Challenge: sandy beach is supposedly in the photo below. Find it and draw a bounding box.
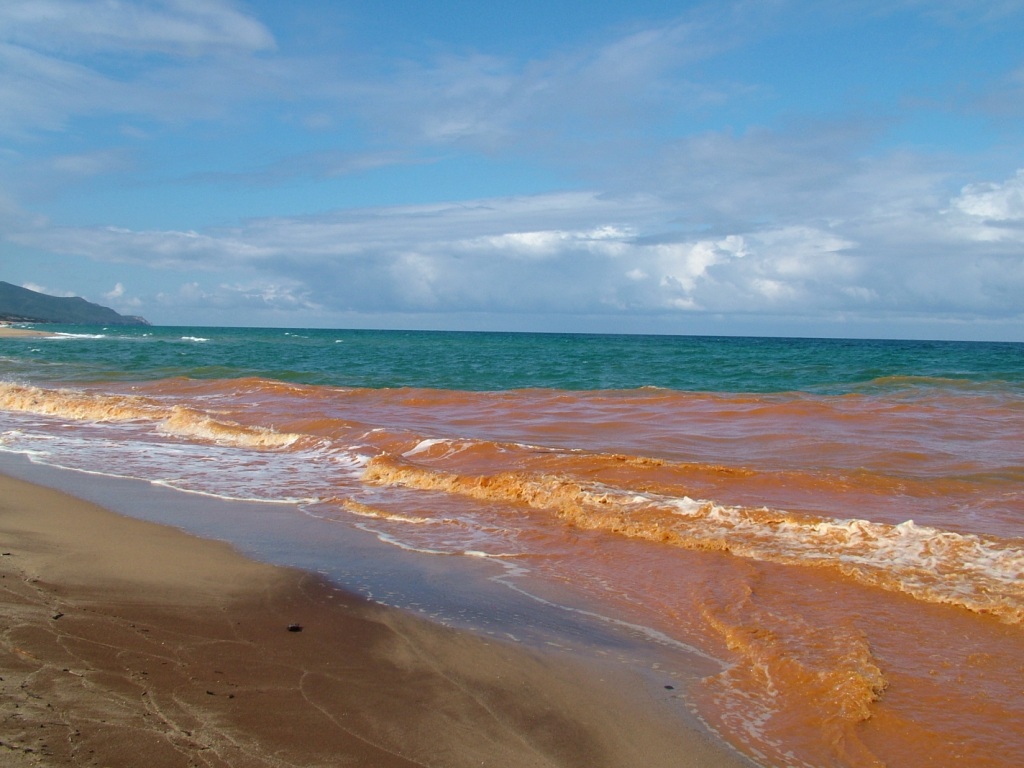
[0,326,49,339]
[0,471,748,768]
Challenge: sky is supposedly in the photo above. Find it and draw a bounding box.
[1,0,1023,340]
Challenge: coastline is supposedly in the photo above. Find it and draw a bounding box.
[2,330,1021,766]
[0,469,750,768]
[0,326,49,339]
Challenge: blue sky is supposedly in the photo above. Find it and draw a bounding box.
[1,0,1023,339]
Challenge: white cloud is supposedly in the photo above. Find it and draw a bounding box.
[0,0,274,55]
[953,169,1024,221]
[0,42,120,135]
[0,1,282,137]
[941,169,1024,249]
[456,226,633,261]
[156,279,320,315]
[0,0,687,153]
[0,196,900,316]
[340,14,741,156]
[9,165,1021,331]
[608,227,860,313]
[22,282,74,297]
[11,225,274,268]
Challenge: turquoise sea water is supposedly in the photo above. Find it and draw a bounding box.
[5,324,1023,393]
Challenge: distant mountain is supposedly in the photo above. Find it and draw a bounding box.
[0,281,149,326]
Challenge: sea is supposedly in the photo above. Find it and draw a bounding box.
[1,326,1021,768]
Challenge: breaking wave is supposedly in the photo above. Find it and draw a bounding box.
[363,454,1024,625]
[0,381,301,449]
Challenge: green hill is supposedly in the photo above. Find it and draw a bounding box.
[0,281,149,326]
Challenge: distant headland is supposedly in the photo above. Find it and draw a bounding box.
[0,281,149,326]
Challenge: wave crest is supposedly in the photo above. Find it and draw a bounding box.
[0,382,300,450]
[364,454,1024,624]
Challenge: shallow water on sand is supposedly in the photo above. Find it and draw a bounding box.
[2,327,1022,767]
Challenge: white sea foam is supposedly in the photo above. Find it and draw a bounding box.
[352,523,454,555]
[0,408,354,509]
[464,550,521,559]
[365,458,1024,623]
[149,478,314,505]
[404,438,452,456]
[341,505,436,525]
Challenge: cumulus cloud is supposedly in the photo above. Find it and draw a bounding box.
[12,168,1022,326]
[457,226,633,261]
[953,169,1024,222]
[102,282,145,310]
[22,282,75,297]
[634,227,861,313]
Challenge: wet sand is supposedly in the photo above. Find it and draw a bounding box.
[0,472,749,768]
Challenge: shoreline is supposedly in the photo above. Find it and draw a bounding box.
[0,469,750,767]
[0,325,49,339]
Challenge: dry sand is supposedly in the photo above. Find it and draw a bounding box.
[0,472,749,768]
[0,327,49,339]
